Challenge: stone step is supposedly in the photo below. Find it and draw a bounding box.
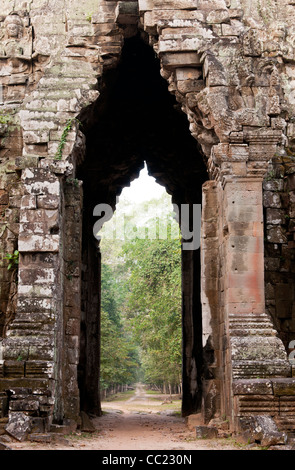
[232,360,291,379]
[37,76,97,91]
[229,314,276,324]
[6,323,56,334]
[31,89,79,100]
[276,419,295,435]
[229,313,278,337]
[28,432,71,446]
[230,328,277,337]
[46,61,94,76]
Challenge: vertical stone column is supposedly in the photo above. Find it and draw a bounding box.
[224,178,265,317]
[222,176,291,429]
[2,167,63,432]
[79,204,101,416]
[62,178,83,423]
[182,247,203,417]
[201,180,223,422]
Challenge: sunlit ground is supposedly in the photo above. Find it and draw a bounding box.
[101,384,182,416]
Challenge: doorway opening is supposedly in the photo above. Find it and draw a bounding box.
[99,165,183,404]
[76,33,208,418]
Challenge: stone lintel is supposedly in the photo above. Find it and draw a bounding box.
[161,51,202,68]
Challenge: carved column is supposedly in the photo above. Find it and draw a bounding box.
[213,140,294,432]
[223,177,290,422]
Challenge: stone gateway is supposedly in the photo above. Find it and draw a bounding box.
[0,0,295,444]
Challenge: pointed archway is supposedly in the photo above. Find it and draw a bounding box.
[75,34,209,418]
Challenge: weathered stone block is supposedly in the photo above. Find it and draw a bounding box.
[19,267,56,285]
[153,0,198,9]
[161,52,202,68]
[36,194,60,210]
[22,168,60,197]
[159,36,203,53]
[20,195,37,210]
[177,79,205,94]
[5,412,31,441]
[266,226,287,244]
[30,417,47,433]
[25,361,54,379]
[266,209,286,225]
[9,399,39,412]
[18,234,60,253]
[4,361,25,378]
[186,413,203,430]
[233,379,273,395]
[198,0,227,9]
[138,0,153,11]
[238,415,287,447]
[272,379,295,396]
[116,1,139,24]
[206,9,230,24]
[195,425,218,439]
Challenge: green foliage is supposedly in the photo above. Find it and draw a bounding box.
[100,311,140,391]
[4,250,19,271]
[55,117,81,161]
[0,110,19,141]
[100,256,140,391]
[0,113,11,125]
[123,238,182,389]
[100,192,182,392]
[85,12,93,22]
[66,177,79,187]
[102,263,123,327]
[265,170,276,181]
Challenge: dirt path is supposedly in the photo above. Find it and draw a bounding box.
[6,384,243,451]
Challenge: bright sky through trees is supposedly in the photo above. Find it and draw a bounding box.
[120,163,166,203]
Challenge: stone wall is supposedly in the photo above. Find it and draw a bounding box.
[264,156,295,352]
[0,112,22,338]
[0,0,294,442]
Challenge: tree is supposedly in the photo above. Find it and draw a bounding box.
[100,259,139,395]
[99,190,182,395]
[123,237,182,393]
[100,310,140,395]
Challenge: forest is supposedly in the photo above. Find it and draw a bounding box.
[99,192,182,398]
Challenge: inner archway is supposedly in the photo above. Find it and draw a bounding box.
[99,164,183,402]
[76,33,209,418]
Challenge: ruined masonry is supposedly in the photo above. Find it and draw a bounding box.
[0,0,295,445]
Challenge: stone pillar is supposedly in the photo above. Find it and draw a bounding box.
[2,167,63,434]
[182,247,203,417]
[62,178,83,422]
[224,178,265,316]
[222,176,292,430]
[201,180,223,423]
